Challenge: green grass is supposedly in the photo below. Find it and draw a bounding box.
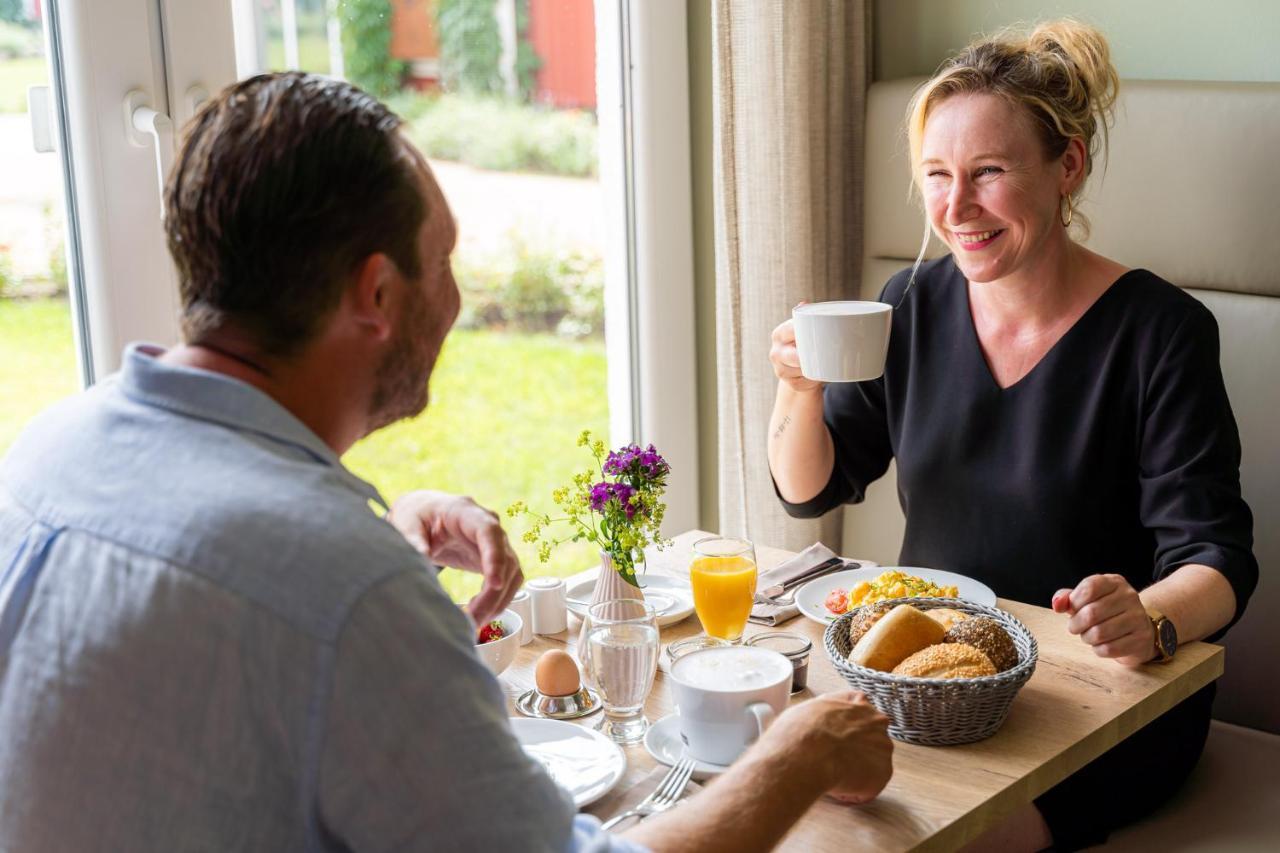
[344,328,609,602]
[0,56,46,113]
[0,298,78,449]
[0,298,608,604]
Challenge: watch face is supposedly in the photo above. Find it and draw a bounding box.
[1158,618,1178,656]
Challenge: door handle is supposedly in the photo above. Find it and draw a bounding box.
[123,90,174,218]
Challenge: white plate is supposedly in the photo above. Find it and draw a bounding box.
[793,566,997,625]
[643,713,729,780]
[566,575,695,628]
[511,717,626,808]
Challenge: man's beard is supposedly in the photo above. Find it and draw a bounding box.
[367,288,434,433]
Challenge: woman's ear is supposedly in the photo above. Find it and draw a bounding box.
[1060,137,1088,194]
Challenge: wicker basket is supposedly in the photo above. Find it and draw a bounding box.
[823,597,1038,745]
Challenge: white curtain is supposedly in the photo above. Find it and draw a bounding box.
[713,0,872,550]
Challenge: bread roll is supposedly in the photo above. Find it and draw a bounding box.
[849,604,945,671]
[892,643,997,678]
[923,608,969,631]
[943,617,1019,672]
[847,601,894,646]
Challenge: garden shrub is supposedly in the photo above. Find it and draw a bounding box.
[399,92,596,178]
[338,0,404,97]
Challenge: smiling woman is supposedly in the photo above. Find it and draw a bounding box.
[766,18,1257,852]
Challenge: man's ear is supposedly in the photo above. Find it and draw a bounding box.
[348,253,396,343]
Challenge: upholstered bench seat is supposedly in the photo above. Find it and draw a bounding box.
[1093,721,1280,851]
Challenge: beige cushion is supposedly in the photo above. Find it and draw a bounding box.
[1091,721,1280,851]
[852,79,1280,734]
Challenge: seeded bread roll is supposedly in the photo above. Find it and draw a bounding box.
[923,607,969,631]
[849,604,946,672]
[847,601,894,647]
[943,617,1019,672]
[892,643,997,678]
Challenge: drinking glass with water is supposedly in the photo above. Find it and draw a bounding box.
[582,599,660,744]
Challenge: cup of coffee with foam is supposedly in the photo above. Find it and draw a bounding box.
[792,301,892,382]
[668,645,792,766]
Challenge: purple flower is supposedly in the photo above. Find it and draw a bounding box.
[589,481,639,519]
[603,443,670,482]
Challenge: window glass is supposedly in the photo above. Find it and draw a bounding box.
[0,2,78,454]
[238,0,609,601]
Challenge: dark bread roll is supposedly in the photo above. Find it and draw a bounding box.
[847,601,894,647]
[891,643,997,678]
[943,616,1019,672]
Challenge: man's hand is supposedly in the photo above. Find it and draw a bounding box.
[388,490,523,625]
[756,690,893,804]
[1052,573,1154,666]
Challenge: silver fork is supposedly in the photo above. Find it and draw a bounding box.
[600,757,696,831]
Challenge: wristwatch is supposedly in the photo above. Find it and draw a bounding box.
[1147,608,1177,662]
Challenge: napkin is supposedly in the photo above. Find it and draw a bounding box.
[748,543,875,626]
[587,764,703,824]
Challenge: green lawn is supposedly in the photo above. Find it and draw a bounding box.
[0,298,608,603]
[0,298,79,449]
[0,56,47,113]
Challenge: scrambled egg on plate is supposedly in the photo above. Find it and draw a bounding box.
[848,570,958,608]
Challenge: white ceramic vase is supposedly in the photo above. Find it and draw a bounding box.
[578,552,646,676]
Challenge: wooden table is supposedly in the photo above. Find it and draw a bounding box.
[501,531,1224,852]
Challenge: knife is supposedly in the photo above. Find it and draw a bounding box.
[754,556,851,604]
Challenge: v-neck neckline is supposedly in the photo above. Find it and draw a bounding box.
[959,263,1140,394]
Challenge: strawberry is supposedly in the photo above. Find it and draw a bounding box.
[477,620,506,644]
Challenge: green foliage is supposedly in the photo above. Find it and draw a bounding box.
[337,0,404,97]
[0,2,24,27]
[435,0,502,96]
[514,0,541,101]
[0,20,40,60]
[0,55,45,112]
[454,235,603,337]
[399,92,597,177]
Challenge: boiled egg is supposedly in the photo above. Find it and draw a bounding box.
[535,649,581,697]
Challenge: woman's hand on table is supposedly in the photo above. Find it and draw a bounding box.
[388,490,524,625]
[1052,574,1154,666]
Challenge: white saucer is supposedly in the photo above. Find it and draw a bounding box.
[566,575,695,628]
[511,717,626,808]
[643,713,730,780]
[793,566,997,625]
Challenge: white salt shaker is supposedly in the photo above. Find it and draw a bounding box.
[508,589,533,645]
[527,577,567,635]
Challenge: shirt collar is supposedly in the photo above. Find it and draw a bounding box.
[116,343,387,510]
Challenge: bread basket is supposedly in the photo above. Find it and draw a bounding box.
[823,597,1038,745]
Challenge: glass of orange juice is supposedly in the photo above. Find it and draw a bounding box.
[690,536,758,642]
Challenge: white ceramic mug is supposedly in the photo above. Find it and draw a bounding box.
[669,646,792,766]
[792,301,892,382]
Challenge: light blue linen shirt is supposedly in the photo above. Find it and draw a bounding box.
[0,344,644,852]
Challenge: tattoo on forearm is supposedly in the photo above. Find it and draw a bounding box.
[773,415,791,440]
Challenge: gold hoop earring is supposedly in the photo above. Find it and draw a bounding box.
[1060,194,1075,228]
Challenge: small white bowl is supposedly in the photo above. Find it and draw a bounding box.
[475,609,522,676]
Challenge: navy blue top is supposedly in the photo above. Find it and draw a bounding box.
[782,256,1258,633]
